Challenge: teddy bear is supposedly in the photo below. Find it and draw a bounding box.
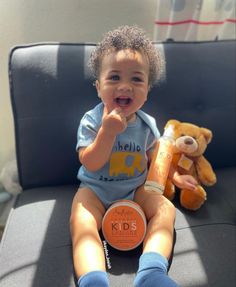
[163,119,217,211]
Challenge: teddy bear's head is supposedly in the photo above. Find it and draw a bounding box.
[165,119,212,157]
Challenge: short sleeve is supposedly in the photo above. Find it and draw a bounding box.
[76,103,103,151]
[146,129,158,151]
[76,113,99,151]
[136,109,160,151]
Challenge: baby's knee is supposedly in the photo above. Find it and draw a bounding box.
[152,195,176,220]
[70,204,103,232]
[162,196,176,222]
[164,196,176,215]
[70,192,105,230]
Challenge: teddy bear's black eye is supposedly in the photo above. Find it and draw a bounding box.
[193,136,197,140]
[180,134,185,137]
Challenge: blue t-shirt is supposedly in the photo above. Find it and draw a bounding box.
[76,103,160,208]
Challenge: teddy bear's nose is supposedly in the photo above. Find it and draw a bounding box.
[184,138,194,145]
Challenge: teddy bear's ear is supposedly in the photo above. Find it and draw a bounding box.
[165,119,180,129]
[201,128,213,144]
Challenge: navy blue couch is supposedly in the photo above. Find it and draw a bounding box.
[0,40,235,287]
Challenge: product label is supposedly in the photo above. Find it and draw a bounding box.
[102,201,146,251]
[145,139,174,192]
[111,220,137,236]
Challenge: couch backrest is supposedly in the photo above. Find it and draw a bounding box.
[9,41,236,189]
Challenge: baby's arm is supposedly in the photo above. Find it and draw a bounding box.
[79,106,127,171]
[146,141,157,164]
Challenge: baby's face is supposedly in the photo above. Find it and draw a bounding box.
[96,49,150,121]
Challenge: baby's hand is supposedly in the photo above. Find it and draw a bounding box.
[173,174,198,191]
[102,105,127,136]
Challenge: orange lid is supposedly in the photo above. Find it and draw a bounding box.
[102,200,146,251]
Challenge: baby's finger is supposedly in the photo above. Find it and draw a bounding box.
[189,183,198,191]
[186,180,198,191]
[189,177,198,185]
[114,107,126,119]
[112,107,123,115]
[109,108,122,118]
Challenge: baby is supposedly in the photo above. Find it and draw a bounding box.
[70,25,197,287]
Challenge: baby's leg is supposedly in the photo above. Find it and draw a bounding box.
[134,185,176,257]
[70,187,108,286]
[134,185,178,287]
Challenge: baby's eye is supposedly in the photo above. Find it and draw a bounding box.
[110,75,120,81]
[132,77,143,82]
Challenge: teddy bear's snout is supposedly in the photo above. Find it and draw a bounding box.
[176,136,198,154]
[184,137,194,145]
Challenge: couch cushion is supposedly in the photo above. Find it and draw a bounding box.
[148,41,236,169]
[175,167,236,229]
[0,186,76,287]
[0,168,235,287]
[9,44,99,189]
[169,225,236,286]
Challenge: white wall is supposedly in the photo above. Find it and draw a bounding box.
[0,0,157,171]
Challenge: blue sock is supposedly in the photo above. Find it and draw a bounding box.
[134,252,179,287]
[77,270,109,287]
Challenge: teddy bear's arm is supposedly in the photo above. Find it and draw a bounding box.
[196,156,217,186]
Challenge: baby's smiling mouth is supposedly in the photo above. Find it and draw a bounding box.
[115,97,132,107]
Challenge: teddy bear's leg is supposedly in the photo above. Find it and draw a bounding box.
[163,179,176,201]
[180,185,207,211]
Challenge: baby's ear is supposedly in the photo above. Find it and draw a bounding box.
[95,80,100,93]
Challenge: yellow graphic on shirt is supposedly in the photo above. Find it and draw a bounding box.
[109,152,146,177]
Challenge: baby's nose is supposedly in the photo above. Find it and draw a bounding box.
[117,82,132,92]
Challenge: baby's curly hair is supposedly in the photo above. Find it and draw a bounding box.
[88,25,164,88]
